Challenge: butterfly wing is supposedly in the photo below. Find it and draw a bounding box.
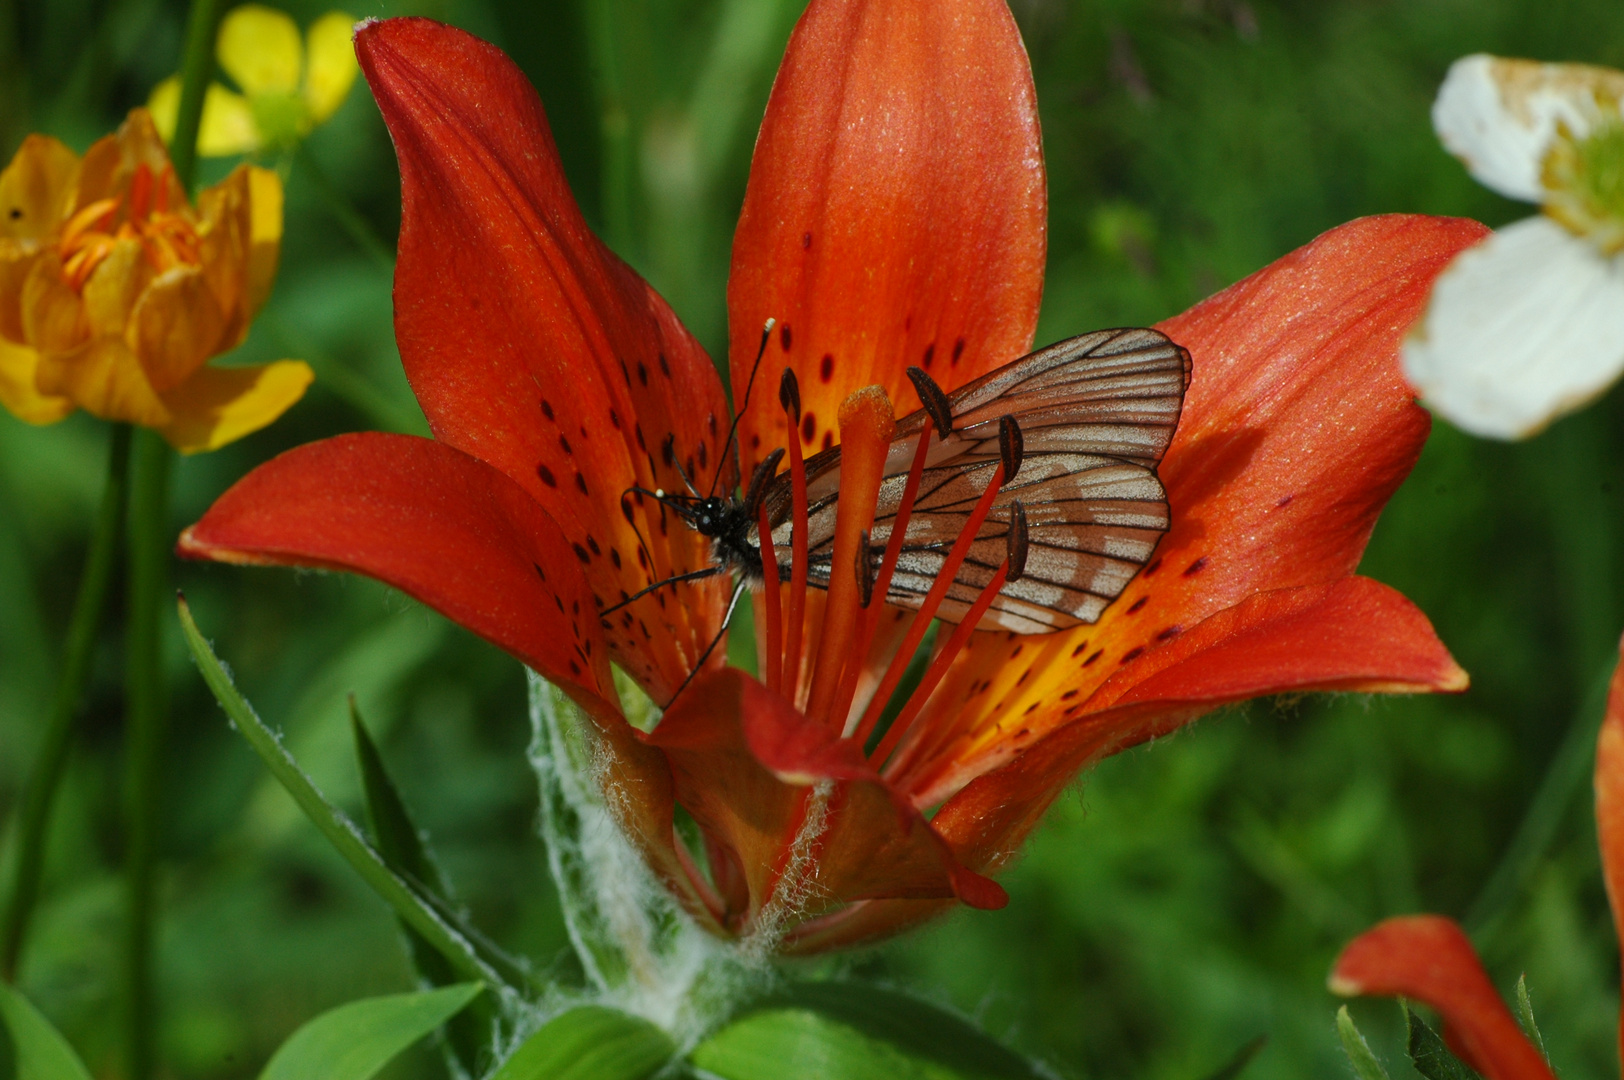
[757,328,1190,633]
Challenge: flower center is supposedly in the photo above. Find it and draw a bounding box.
[1543,118,1624,254]
[57,162,200,291]
[752,370,1028,783]
[250,90,310,153]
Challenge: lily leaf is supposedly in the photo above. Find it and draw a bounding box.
[352,698,503,1075]
[1336,1006,1392,1080]
[260,983,483,1080]
[488,1006,674,1080]
[178,595,510,991]
[691,981,1046,1080]
[0,983,91,1080]
[1404,1005,1483,1080]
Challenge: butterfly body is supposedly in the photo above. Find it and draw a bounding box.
[646,327,1190,635]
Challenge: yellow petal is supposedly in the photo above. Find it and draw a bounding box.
[20,255,88,353]
[80,238,151,337]
[244,165,281,315]
[160,359,312,452]
[197,84,261,157]
[0,134,80,241]
[0,335,73,424]
[148,76,182,142]
[0,244,45,342]
[77,110,181,209]
[302,12,358,125]
[36,337,171,427]
[217,4,303,98]
[127,265,227,391]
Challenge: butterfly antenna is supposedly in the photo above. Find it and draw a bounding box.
[665,578,748,707]
[663,434,703,498]
[601,565,725,616]
[708,317,776,498]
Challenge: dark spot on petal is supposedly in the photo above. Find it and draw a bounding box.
[708,413,718,437]
[569,659,581,676]
[1183,556,1208,577]
[635,423,647,452]
[537,464,557,487]
[801,412,816,444]
[1061,689,1078,700]
[952,338,966,366]
[780,324,793,351]
[659,352,671,377]
[662,439,675,467]
[1016,665,1032,685]
[1121,646,1144,664]
[573,600,580,616]
[640,619,652,639]
[1024,702,1039,715]
[922,343,934,369]
[533,563,547,581]
[751,433,761,449]
[685,455,696,479]
[609,408,622,430]
[1276,494,1294,508]
[573,543,591,563]
[819,353,834,382]
[619,359,632,386]
[575,472,589,495]
[821,430,833,451]
[1084,650,1103,667]
[1156,624,1183,642]
[559,434,572,455]
[621,496,636,524]
[1071,641,1089,658]
[637,360,649,386]
[697,443,708,470]
[1011,643,1024,659]
[611,549,622,568]
[541,399,554,420]
[587,535,601,556]
[1143,557,1162,577]
[801,231,812,249]
[637,548,649,570]
[1127,596,1148,614]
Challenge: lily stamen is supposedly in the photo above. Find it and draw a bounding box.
[780,368,811,705]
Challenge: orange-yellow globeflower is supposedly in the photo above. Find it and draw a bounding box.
[0,108,311,451]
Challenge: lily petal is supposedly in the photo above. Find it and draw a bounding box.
[159,359,312,453]
[894,215,1487,800]
[357,18,732,702]
[0,336,72,424]
[178,431,613,707]
[1403,215,1624,439]
[1593,633,1624,1070]
[1329,916,1555,1080]
[1434,54,1624,203]
[728,0,1045,468]
[217,4,303,98]
[128,265,227,391]
[303,12,359,125]
[35,337,170,428]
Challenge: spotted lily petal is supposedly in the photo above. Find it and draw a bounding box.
[728,0,1045,469]
[1329,916,1555,1080]
[357,18,732,702]
[1594,632,1624,1070]
[1403,215,1624,439]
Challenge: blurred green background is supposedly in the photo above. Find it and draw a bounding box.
[3,0,1624,1076]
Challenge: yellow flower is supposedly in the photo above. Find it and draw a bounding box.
[149,6,358,157]
[0,108,312,451]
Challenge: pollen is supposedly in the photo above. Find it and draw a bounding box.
[1543,117,1624,253]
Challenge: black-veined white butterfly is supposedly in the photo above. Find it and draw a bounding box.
[621,326,1190,640]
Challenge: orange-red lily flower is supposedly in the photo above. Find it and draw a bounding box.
[1329,634,1624,1080]
[179,5,1480,951]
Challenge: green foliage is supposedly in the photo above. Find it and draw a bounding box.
[0,983,91,1080]
[258,984,483,1080]
[692,982,1049,1080]
[487,1006,673,1080]
[1515,975,1547,1058]
[1336,1007,1391,1080]
[1404,1006,1482,1080]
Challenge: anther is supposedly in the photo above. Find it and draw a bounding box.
[779,367,801,422]
[1006,501,1028,583]
[998,415,1024,483]
[906,366,954,435]
[855,530,876,608]
[743,447,785,519]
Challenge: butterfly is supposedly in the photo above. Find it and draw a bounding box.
[632,326,1191,639]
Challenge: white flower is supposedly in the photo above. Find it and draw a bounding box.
[1403,55,1624,439]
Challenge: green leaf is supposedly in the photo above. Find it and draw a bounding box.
[0,982,92,1080]
[1514,975,1546,1058]
[1336,1006,1391,1080]
[351,698,502,1075]
[260,983,483,1080]
[1200,1035,1266,1080]
[1404,1005,1482,1080]
[488,1006,674,1080]
[178,596,514,992]
[691,982,1046,1080]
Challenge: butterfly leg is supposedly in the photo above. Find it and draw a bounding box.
[665,577,747,708]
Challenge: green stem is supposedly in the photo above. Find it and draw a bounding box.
[122,429,172,1080]
[167,0,221,193]
[0,425,130,982]
[293,144,395,270]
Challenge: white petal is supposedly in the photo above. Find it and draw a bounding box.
[1433,54,1624,203]
[1403,215,1624,439]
